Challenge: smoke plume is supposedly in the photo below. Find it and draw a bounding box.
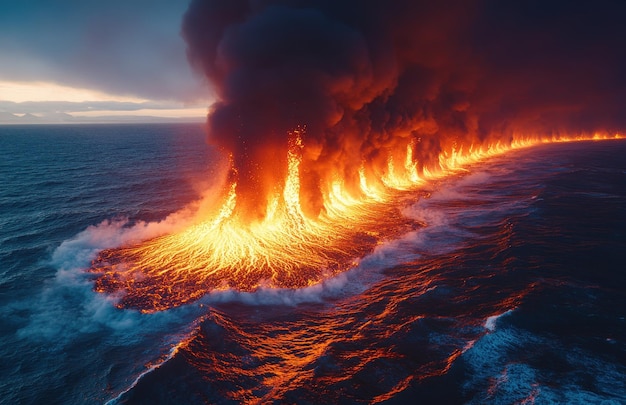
[183,0,626,220]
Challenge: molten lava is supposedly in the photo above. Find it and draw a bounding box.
[89,131,622,312]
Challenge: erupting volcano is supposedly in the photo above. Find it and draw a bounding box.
[90,0,626,312]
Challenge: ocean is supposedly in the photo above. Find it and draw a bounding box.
[1,124,624,404]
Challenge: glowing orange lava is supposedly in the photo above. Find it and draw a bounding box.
[89,131,622,312]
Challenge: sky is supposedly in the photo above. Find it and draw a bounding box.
[0,0,213,124]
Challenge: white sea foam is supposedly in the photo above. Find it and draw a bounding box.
[484,309,514,332]
[462,321,626,404]
[16,214,206,345]
[461,324,539,404]
[16,221,207,404]
[51,214,195,269]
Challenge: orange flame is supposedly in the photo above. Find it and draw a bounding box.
[90,131,622,312]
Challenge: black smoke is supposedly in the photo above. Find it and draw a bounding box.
[183,0,626,219]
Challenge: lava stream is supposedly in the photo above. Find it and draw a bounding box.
[89,132,622,312]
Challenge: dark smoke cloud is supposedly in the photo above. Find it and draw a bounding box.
[183,0,626,219]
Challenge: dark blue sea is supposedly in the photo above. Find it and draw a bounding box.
[1,124,625,404]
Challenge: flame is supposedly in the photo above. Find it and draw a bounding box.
[90,131,622,312]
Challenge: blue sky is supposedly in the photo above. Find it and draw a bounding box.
[0,0,212,123]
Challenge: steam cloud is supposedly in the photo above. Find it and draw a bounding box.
[183,0,626,220]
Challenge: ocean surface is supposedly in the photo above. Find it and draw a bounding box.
[1,124,625,404]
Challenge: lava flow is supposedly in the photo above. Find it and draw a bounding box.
[89,131,621,312]
[90,128,420,311]
[89,0,626,312]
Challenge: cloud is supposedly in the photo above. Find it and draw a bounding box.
[0,0,211,103]
[0,99,207,124]
[0,100,195,114]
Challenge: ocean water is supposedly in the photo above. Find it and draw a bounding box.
[1,124,625,404]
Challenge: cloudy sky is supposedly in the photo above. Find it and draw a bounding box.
[0,0,213,123]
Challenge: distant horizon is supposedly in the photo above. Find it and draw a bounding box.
[0,113,207,126]
[0,2,212,125]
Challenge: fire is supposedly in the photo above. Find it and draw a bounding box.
[90,131,622,312]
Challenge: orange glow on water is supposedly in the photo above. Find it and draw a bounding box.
[89,131,623,312]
